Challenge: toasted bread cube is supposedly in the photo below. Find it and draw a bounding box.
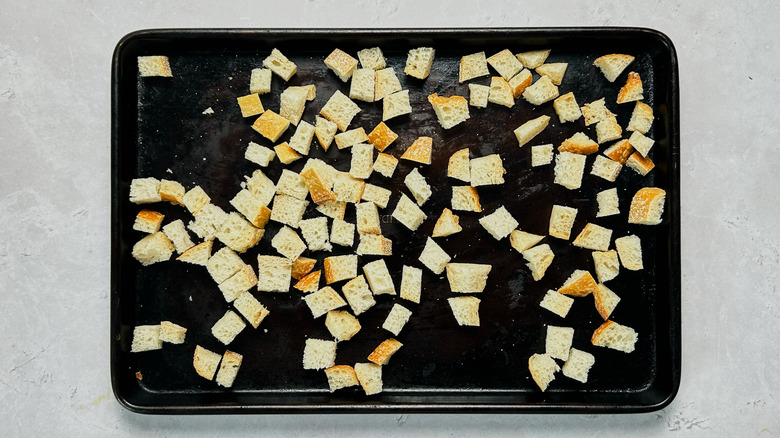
[509,69,533,98]
[350,143,374,179]
[270,194,308,228]
[216,350,243,388]
[291,256,316,280]
[137,56,172,77]
[514,115,550,147]
[488,76,514,108]
[382,303,412,335]
[219,264,258,302]
[372,153,398,178]
[321,90,361,132]
[401,136,432,165]
[594,283,621,320]
[263,48,297,81]
[446,263,491,293]
[531,144,554,167]
[325,310,362,341]
[349,68,376,102]
[428,93,470,129]
[617,71,643,104]
[177,240,212,266]
[316,200,347,220]
[374,67,402,100]
[554,151,586,190]
[536,63,568,85]
[334,127,368,150]
[302,158,339,190]
[445,148,470,182]
[193,345,221,380]
[448,296,481,326]
[257,255,292,292]
[249,68,272,94]
[470,154,505,186]
[211,310,246,345]
[595,116,622,144]
[323,254,358,284]
[356,234,392,256]
[558,269,599,297]
[523,75,559,105]
[129,177,161,204]
[132,232,175,266]
[626,151,655,175]
[509,229,544,253]
[299,217,332,252]
[593,54,635,82]
[367,122,398,152]
[391,194,427,231]
[459,51,490,82]
[159,321,187,344]
[451,186,481,212]
[479,206,518,240]
[315,116,339,151]
[354,362,383,395]
[546,325,574,361]
[418,237,450,274]
[615,235,643,271]
[293,270,321,293]
[357,47,386,70]
[383,89,412,121]
[581,98,615,126]
[324,365,360,392]
[304,286,347,318]
[591,320,637,353]
[628,187,665,225]
[553,92,582,123]
[325,48,358,82]
[368,338,403,365]
[133,210,164,234]
[596,187,620,218]
[399,265,423,304]
[432,208,462,237]
[539,290,574,318]
[216,212,264,253]
[233,290,270,328]
[549,205,577,240]
[522,244,555,281]
[300,167,336,205]
[252,110,290,142]
[487,49,523,80]
[302,339,337,370]
[131,325,162,352]
[330,218,355,248]
[342,275,376,315]
[562,348,596,383]
[356,201,382,235]
[237,93,264,118]
[468,83,490,108]
[604,139,634,164]
[405,47,435,79]
[159,179,185,205]
[515,49,550,69]
[627,101,654,133]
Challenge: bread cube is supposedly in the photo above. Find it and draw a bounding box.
[323,254,358,284]
[271,226,307,260]
[515,49,550,69]
[487,49,523,80]
[233,290,270,328]
[304,286,347,318]
[324,365,359,392]
[324,49,358,82]
[137,56,172,77]
[320,90,361,131]
[257,255,292,292]
[432,208,462,238]
[357,47,386,70]
[237,93,264,118]
[372,154,398,178]
[553,151,586,190]
[593,54,634,82]
[374,67,402,100]
[315,116,339,151]
[216,350,243,388]
[383,89,412,121]
[468,83,490,108]
[288,120,315,155]
[539,290,573,318]
[448,296,480,326]
[325,310,362,341]
[249,68,272,94]
[617,71,643,104]
[299,217,332,252]
[341,275,376,315]
[459,51,489,82]
[399,265,423,304]
[211,310,246,345]
[418,237,450,274]
[129,177,161,204]
[536,63,568,85]
[132,232,175,266]
[391,194,427,231]
[193,345,221,380]
[478,206,518,240]
[302,339,337,370]
[368,338,403,365]
[522,244,555,281]
[470,154,505,186]
[488,76,514,108]
[522,75,559,105]
[218,264,258,302]
[252,109,290,142]
[404,47,435,79]
[382,303,412,335]
[131,325,162,352]
[159,321,187,344]
[270,194,308,228]
[549,205,577,240]
[367,122,398,152]
[400,136,432,164]
[363,259,396,295]
[349,68,375,102]
[428,93,470,129]
[133,210,164,234]
[531,144,554,167]
[263,48,297,81]
[514,115,550,147]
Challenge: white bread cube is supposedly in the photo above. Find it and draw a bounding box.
[554,151,586,190]
[594,283,621,320]
[270,194,308,228]
[303,339,337,370]
[216,350,243,388]
[356,234,388,258]
[581,98,615,126]
[237,93,264,118]
[354,362,383,395]
[382,303,412,336]
[367,122,398,152]
[301,167,336,205]
[558,269,599,297]
[459,51,489,82]
[615,235,643,271]
[132,232,175,266]
[617,71,643,104]
[159,179,185,205]
[334,127,369,150]
[451,186,481,212]
[592,249,620,283]
[508,69,533,98]
[405,168,432,206]
[468,83,490,108]
[188,203,229,241]
[245,141,275,167]
[487,49,523,80]
[257,255,292,292]
[356,201,381,235]
[628,187,665,225]
[316,200,347,220]
[323,254,358,284]
[374,67,402,100]
[350,143,374,179]
[315,116,339,151]
[572,223,613,251]
[470,154,505,186]
[211,310,246,345]
[325,49,358,82]
[528,353,559,392]
[368,338,403,365]
[553,92,581,123]
[515,49,550,69]
[333,173,366,203]
[448,296,481,326]
[418,237,451,274]
[176,240,212,266]
[546,325,574,361]
[514,115,550,147]
[330,218,355,248]
[522,244,555,281]
[428,93,470,129]
[325,310,361,341]
[626,151,655,175]
[446,263,491,293]
[357,47,386,70]
[249,68,272,94]
[531,144,554,167]
[559,132,598,155]
[383,90,412,121]
[448,148,470,182]
[361,183,392,209]
[320,90,361,132]
[549,205,577,240]
[276,169,308,200]
[137,56,172,77]
[293,270,321,293]
[391,194,427,231]
[404,47,435,79]
[131,325,162,352]
[134,210,164,234]
[509,229,544,253]
[349,68,376,102]
[159,321,187,344]
[288,120,315,154]
[432,208,462,237]
[130,177,161,204]
[324,365,360,392]
[399,265,423,304]
[271,226,307,260]
[363,259,396,295]
[595,116,623,144]
[216,212,264,254]
[536,63,568,85]
[522,75,559,105]
[400,136,432,165]
[230,189,271,229]
[628,131,655,157]
[233,290,270,328]
[299,217,332,252]
[341,275,376,315]
[252,109,290,142]
[478,206,518,240]
[539,290,573,318]
[596,187,620,217]
[304,286,347,318]
[591,320,637,353]
[591,155,623,182]
[219,264,258,302]
[488,76,514,108]
[627,101,654,134]
[593,54,634,82]
[193,345,221,380]
[263,48,296,81]
[245,169,276,206]
[562,348,596,383]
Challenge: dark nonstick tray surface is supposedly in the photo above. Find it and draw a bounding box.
[111,28,680,413]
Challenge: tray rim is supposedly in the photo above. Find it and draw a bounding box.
[111,26,681,415]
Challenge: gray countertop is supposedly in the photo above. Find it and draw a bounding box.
[1,0,778,436]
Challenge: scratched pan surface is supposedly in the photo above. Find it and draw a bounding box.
[110,28,680,413]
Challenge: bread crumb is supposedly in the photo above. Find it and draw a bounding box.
[202,107,214,115]
[166,168,173,174]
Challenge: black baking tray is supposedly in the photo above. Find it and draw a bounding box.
[111,28,680,414]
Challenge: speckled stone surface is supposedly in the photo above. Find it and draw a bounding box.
[1,1,778,436]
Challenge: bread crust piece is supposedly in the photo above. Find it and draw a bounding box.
[603,139,634,164]
[293,270,321,292]
[400,136,432,164]
[628,187,666,225]
[557,270,599,297]
[616,72,644,104]
[558,132,598,155]
[367,338,403,365]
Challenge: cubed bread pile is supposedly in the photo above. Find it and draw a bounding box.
[128,46,665,394]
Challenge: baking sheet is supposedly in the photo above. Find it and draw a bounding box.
[111,28,680,413]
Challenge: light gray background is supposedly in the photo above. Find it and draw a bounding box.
[1,0,777,436]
